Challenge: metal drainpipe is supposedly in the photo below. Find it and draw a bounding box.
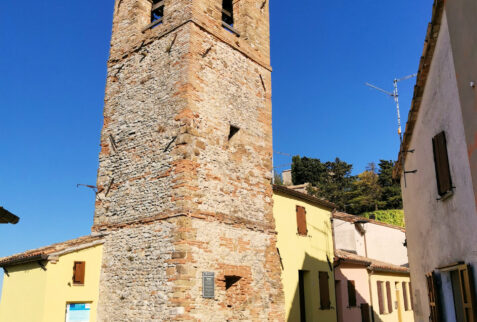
[364,225,369,259]
[331,209,339,322]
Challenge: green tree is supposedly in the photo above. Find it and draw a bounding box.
[347,163,383,213]
[377,160,403,209]
[273,171,283,185]
[291,156,355,210]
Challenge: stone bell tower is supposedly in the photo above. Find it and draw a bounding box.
[93,0,284,320]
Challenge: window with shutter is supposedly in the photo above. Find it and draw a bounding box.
[386,281,393,313]
[458,264,475,322]
[409,282,414,310]
[296,206,307,236]
[73,261,85,285]
[348,280,357,307]
[432,131,453,197]
[426,272,442,322]
[402,282,410,311]
[377,281,385,314]
[319,271,331,309]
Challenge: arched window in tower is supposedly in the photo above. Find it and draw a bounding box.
[222,0,239,36]
[222,0,234,26]
[151,0,164,27]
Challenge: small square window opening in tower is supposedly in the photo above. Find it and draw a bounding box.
[151,0,164,25]
[228,125,240,141]
[222,0,234,27]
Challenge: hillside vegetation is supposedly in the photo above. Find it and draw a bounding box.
[291,156,403,220]
[361,209,405,227]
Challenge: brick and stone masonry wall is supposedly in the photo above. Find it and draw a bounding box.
[93,0,284,320]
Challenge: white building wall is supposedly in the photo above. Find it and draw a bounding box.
[333,219,365,255]
[401,12,477,322]
[333,219,408,266]
[364,223,407,266]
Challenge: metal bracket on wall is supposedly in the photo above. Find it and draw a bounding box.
[77,184,98,194]
[37,261,47,271]
[164,136,177,152]
[166,34,177,54]
[259,74,266,92]
[402,148,417,188]
[201,45,213,58]
[109,134,118,153]
[277,248,284,270]
[105,178,115,197]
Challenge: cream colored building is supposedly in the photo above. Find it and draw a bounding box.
[273,185,337,322]
[333,212,413,322]
[395,0,477,321]
[0,236,103,322]
[335,250,414,322]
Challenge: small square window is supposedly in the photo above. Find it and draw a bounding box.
[228,125,240,141]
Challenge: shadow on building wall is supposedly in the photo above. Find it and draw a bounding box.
[286,253,385,322]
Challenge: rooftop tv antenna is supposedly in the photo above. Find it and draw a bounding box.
[366,73,418,187]
[365,73,417,143]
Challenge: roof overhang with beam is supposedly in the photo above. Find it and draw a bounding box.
[0,207,19,224]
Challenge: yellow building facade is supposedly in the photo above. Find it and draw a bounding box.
[369,272,414,322]
[0,236,103,322]
[1,187,337,322]
[273,185,337,322]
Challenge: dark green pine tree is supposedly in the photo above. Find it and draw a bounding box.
[377,160,403,210]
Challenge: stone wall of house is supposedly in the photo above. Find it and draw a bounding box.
[93,0,284,320]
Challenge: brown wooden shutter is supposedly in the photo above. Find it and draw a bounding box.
[296,206,307,236]
[426,272,442,322]
[409,282,414,310]
[319,271,331,309]
[73,261,85,285]
[432,131,452,196]
[377,281,385,314]
[402,282,409,311]
[458,264,476,322]
[348,280,357,307]
[386,281,393,313]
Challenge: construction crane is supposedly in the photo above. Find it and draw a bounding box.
[366,73,418,187]
[366,73,417,143]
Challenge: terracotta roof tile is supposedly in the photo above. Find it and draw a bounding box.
[273,184,337,210]
[0,235,104,267]
[334,249,409,274]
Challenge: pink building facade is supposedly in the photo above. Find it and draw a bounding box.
[335,263,371,322]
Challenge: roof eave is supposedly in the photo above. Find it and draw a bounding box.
[0,254,49,268]
[0,207,19,224]
[272,184,337,210]
[394,0,445,179]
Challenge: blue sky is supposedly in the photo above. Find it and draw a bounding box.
[0,0,433,292]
